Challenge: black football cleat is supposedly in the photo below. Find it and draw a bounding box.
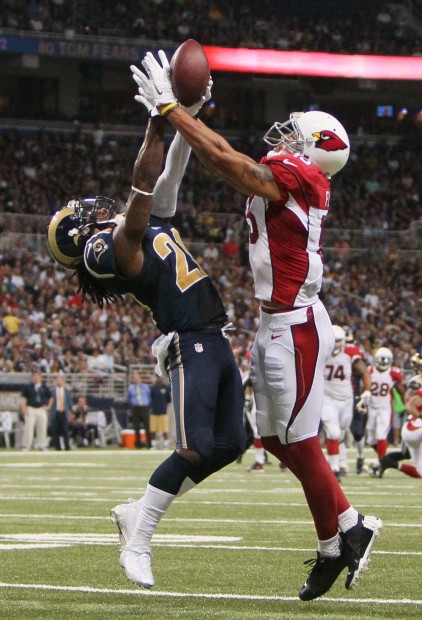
[356,457,364,474]
[299,541,348,601]
[343,514,383,589]
[378,454,399,478]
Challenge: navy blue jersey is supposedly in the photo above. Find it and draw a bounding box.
[84,217,227,334]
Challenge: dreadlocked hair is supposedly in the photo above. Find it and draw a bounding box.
[72,264,124,309]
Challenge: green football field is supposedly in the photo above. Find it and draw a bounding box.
[0,447,420,620]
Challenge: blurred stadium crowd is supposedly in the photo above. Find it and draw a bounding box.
[2,0,422,56]
[0,236,420,375]
[1,123,421,231]
[0,119,420,376]
[0,0,421,384]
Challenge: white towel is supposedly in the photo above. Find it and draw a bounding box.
[151,332,175,378]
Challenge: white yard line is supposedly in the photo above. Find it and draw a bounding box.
[0,582,421,605]
[0,530,421,555]
[0,495,421,506]
[0,513,421,528]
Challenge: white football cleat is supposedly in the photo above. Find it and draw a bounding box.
[120,546,154,588]
[110,498,141,549]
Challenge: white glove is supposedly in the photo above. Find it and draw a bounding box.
[130,64,160,116]
[130,64,158,116]
[180,77,213,117]
[141,50,176,107]
[356,390,371,413]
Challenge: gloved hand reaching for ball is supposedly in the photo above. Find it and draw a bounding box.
[130,63,160,117]
[133,50,176,113]
[130,50,212,118]
[182,78,212,116]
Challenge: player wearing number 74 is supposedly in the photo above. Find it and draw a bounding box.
[47,92,246,589]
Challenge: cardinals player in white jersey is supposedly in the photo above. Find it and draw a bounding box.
[322,326,370,479]
[134,50,383,601]
[366,347,405,469]
[373,388,422,479]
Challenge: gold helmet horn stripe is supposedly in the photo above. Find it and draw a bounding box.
[47,206,83,268]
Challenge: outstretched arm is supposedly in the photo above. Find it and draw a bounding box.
[113,116,166,277]
[133,53,281,202]
[151,131,191,219]
[163,109,280,200]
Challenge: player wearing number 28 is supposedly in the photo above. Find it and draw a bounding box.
[47,104,246,588]
[131,49,384,600]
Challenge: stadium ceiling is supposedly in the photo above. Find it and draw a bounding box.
[204,47,422,80]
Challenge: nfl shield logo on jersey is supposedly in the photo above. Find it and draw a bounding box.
[194,343,203,353]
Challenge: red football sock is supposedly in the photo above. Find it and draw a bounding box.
[377,439,388,459]
[262,435,350,540]
[326,438,339,455]
[399,464,422,478]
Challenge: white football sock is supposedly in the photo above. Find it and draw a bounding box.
[128,484,175,552]
[176,476,197,497]
[318,533,341,557]
[327,453,340,472]
[338,506,359,532]
[255,447,265,465]
[339,442,348,470]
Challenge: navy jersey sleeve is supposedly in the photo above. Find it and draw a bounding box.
[84,229,118,279]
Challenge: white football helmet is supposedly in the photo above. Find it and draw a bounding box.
[343,325,354,343]
[264,111,350,177]
[332,325,346,356]
[410,352,422,369]
[374,347,393,371]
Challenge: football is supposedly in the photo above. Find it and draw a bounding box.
[170,39,210,107]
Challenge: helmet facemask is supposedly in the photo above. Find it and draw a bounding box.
[263,112,311,156]
[333,338,345,356]
[332,325,346,356]
[70,196,117,238]
[374,347,393,371]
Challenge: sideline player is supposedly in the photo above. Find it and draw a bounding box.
[321,326,370,479]
[240,353,267,472]
[374,387,422,479]
[132,50,383,601]
[366,347,405,471]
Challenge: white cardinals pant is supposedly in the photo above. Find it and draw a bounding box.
[366,405,392,444]
[321,395,354,441]
[251,299,334,445]
[401,417,422,476]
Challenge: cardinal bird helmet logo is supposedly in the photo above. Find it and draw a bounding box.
[312,130,349,153]
[264,110,350,177]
